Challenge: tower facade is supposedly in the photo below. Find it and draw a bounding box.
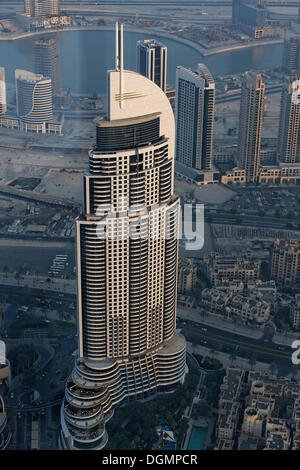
[137,39,167,92]
[0,68,7,115]
[175,64,215,170]
[60,25,186,451]
[34,37,61,98]
[25,0,60,17]
[277,76,300,164]
[238,71,265,183]
[282,37,300,75]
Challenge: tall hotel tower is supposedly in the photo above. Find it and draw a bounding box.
[175,64,215,171]
[277,76,300,164]
[137,39,167,92]
[60,24,186,451]
[0,68,7,115]
[238,71,265,183]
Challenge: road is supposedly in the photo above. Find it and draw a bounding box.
[176,315,294,376]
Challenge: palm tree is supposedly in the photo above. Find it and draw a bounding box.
[248,356,256,370]
[269,362,277,376]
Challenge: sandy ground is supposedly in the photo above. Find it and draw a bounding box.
[175,178,237,205]
[35,169,83,203]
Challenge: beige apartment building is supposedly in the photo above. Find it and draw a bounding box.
[270,239,300,286]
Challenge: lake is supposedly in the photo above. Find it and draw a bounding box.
[0,29,283,94]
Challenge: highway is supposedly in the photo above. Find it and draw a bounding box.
[205,212,300,231]
[177,317,293,375]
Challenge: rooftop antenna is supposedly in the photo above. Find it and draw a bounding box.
[115,21,124,108]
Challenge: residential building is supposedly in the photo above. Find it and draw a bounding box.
[175,64,215,171]
[269,239,300,286]
[238,71,265,183]
[203,253,261,286]
[137,39,167,92]
[34,37,61,97]
[14,69,63,134]
[15,69,52,129]
[278,76,300,164]
[292,294,300,330]
[0,68,7,115]
[178,258,197,294]
[25,0,60,17]
[282,37,300,75]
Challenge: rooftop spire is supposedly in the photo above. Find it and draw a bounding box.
[115,21,124,108]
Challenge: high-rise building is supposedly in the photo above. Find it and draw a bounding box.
[34,37,61,97]
[232,0,270,38]
[175,64,215,170]
[25,0,60,17]
[238,71,265,183]
[15,69,53,132]
[137,39,167,92]
[277,76,300,164]
[232,0,242,25]
[60,24,186,451]
[269,240,300,286]
[282,37,300,75]
[0,68,7,115]
[0,396,11,450]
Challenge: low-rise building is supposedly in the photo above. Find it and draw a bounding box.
[203,253,261,286]
[270,239,300,287]
[178,258,197,294]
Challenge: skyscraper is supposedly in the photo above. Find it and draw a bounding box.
[137,39,167,92]
[232,0,242,25]
[277,76,300,164]
[282,37,300,75]
[34,37,61,98]
[60,24,186,451]
[25,0,60,17]
[238,71,265,183]
[0,68,7,115]
[15,69,52,132]
[175,64,215,170]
